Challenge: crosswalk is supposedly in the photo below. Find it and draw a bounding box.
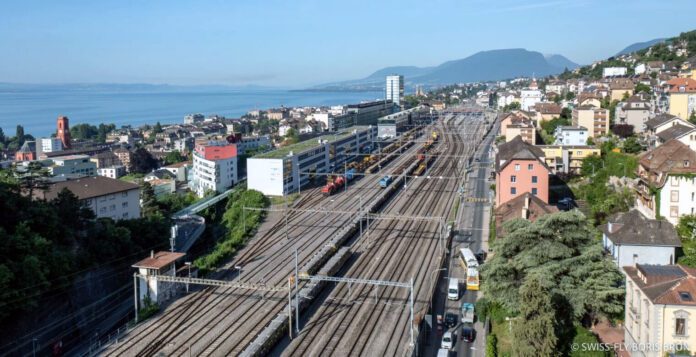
[464,197,489,203]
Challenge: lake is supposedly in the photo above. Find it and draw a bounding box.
[0,87,383,137]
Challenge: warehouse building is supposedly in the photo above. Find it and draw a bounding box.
[247,126,378,196]
[377,106,427,138]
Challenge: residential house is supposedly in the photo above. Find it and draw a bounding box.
[577,92,602,108]
[538,145,600,174]
[644,113,693,147]
[655,124,696,149]
[90,151,120,168]
[97,165,126,179]
[36,176,140,220]
[496,91,518,109]
[545,81,566,94]
[616,93,653,133]
[601,209,681,267]
[679,56,696,80]
[647,60,665,74]
[534,102,562,124]
[667,77,696,120]
[553,126,588,146]
[520,79,543,111]
[499,112,532,138]
[609,78,635,102]
[114,148,132,172]
[572,105,610,138]
[635,140,696,225]
[505,119,537,145]
[623,264,696,356]
[495,136,550,206]
[494,192,558,239]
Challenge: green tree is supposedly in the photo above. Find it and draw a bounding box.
[140,182,159,217]
[15,125,25,146]
[153,121,163,134]
[482,211,625,320]
[0,127,5,145]
[284,128,300,145]
[164,150,186,165]
[565,91,576,101]
[690,110,696,125]
[130,148,159,173]
[634,82,652,94]
[503,102,521,112]
[622,137,642,154]
[511,277,557,357]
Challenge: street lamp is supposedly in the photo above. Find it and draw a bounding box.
[235,265,243,281]
[184,262,192,293]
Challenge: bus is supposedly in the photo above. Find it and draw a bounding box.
[466,267,480,291]
[459,248,478,269]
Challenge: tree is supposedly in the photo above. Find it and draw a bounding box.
[622,137,643,154]
[560,107,572,119]
[511,277,557,356]
[487,333,498,357]
[634,82,652,94]
[130,148,159,174]
[482,211,625,320]
[611,124,634,138]
[690,110,696,125]
[284,128,300,145]
[164,150,186,165]
[153,121,163,134]
[140,182,159,217]
[15,125,25,146]
[70,123,99,141]
[13,161,51,198]
[503,102,521,112]
[0,127,5,145]
[565,91,576,101]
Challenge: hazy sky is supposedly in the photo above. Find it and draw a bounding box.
[1,0,695,87]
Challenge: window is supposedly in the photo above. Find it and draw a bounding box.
[532,188,538,195]
[514,164,520,171]
[527,164,533,170]
[676,318,687,336]
[673,177,679,187]
[671,206,679,218]
[672,190,680,202]
[110,204,116,211]
[122,192,128,197]
[511,175,517,183]
[532,176,538,184]
[511,187,517,195]
[122,202,128,208]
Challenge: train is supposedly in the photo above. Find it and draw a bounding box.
[321,168,356,196]
[379,176,392,188]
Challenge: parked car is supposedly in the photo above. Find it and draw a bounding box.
[441,331,454,349]
[461,325,475,342]
[444,312,458,328]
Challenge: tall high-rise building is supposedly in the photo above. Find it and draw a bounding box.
[386,75,404,106]
[56,116,72,149]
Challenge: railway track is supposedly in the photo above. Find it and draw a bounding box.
[282,111,487,356]
[101,135,427,356]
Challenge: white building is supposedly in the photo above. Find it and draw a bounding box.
[36,176,141,220]
[48,155,97,178]
[602,67,628,77]
[184,113,204,125]
[520,80,543,111]
[634,63,647,75]
[636,140,696,225]
[97,165,126,179]
[191,141,238,197]
[40,137,63,153]
[162,161,191,182]
[601,209,681,267]
[386,75,404,106]
[248,126,378,196]
[553,126,588,146]
[133,251,185,304]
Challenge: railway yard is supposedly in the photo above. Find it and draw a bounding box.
[102,104,495,357]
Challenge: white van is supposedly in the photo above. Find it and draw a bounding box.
[447,278,459,300]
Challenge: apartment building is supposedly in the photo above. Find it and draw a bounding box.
[616,93,652,133]
[538,145,600,174]
[667,77,696,120]
[572,105,609,137]
[495,136,550,206]
[191,141,238,197]
[554,126,588,146]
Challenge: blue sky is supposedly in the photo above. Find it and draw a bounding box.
[0,0,695,87]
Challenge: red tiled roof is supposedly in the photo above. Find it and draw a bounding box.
[133,251,186,270]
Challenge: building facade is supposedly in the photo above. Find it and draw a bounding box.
[572,105,609,138]
[191,141,238,197]
[554,126,588,146]
[386,75,404,106]
[495,136,550,206]
[36,176,140,220]
[56,116,72,150]
[623,264,696,357]
[49,155,97,178]
[538,145,600,174]
[248,126,378,196]
[40,137,63,154]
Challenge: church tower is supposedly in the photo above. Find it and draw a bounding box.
[57,116,72,149]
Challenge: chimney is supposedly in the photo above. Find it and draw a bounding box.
[521,194,530,220]
[151,250,154,258]
[608,222,613,233]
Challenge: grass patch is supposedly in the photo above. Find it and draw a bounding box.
[193,189,270,275]
[137,295,160,323]
[270,192,299,206]
[448,197,460,223]
[120,173,145,183]
[491,319,512,356]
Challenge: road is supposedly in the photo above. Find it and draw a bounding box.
[424,107,498,357]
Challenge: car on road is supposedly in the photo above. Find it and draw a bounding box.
[444,312,458,328]
[461,325,475,342]
[475,249,487,264]
[475,158,480,162]
[447,278,459,300]
[441,331,454,349]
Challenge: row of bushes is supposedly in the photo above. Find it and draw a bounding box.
[193,188,269,274]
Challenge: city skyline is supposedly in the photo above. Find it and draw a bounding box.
[1,0,696,87]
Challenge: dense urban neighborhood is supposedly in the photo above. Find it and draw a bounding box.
[3,11,696,356]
